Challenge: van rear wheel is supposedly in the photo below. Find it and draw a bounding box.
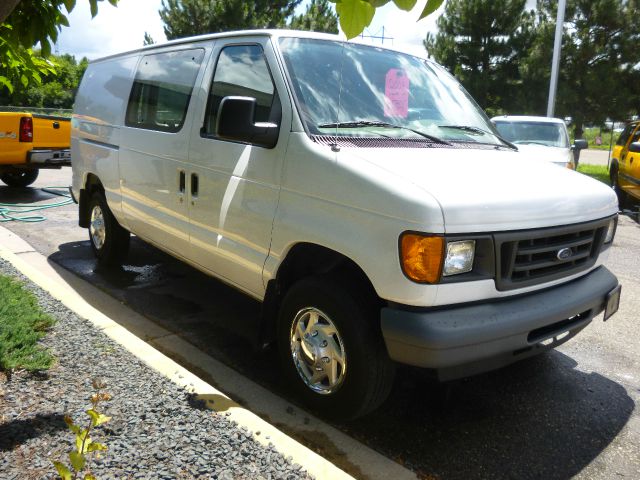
[88,191,130,266]
[277,275,395,420]
[0,170,39,187]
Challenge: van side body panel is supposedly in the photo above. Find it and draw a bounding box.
[118,42,212,258]
[265,132,446,306]
[72,55,138,219]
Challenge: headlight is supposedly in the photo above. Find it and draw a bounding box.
[399,234,477,283]
[399,233,444,283]
[604,217,616,244]
[443,240,476,276]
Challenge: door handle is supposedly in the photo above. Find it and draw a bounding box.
[191,173,199,204]
[631,157,634,164]
[178,170,186,202]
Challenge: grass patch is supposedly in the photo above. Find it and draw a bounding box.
[578,164,610,185]
[0,274,56,373]
[572,127,619,151]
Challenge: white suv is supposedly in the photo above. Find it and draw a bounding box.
[71,31,620,419]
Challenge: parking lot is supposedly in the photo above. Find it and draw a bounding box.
[2,166,639,479]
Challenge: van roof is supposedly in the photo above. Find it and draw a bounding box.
[91,29,429,63]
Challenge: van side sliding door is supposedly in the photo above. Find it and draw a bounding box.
[119,46,208,256]
[187,37,291,299]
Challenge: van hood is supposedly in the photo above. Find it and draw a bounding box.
[514,144,573,167]
[345,146,617,233]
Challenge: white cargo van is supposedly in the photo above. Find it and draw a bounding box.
[71,30,621,419]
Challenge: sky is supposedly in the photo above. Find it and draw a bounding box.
[55,0,446,61]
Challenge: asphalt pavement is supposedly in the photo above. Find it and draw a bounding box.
[1,166,639,480]
[579,149,611,166]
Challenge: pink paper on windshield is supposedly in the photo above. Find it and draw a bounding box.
[384,69,410,118]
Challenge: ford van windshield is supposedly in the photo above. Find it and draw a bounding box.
[278,37,504,147]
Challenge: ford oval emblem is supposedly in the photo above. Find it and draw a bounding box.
[557,248,572,260]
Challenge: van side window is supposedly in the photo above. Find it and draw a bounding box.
[126,49,205,133]
[203,45,279,136]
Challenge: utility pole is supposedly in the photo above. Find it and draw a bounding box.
[546,0,566,117]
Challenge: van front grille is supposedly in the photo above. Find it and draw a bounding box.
[495,218,610,291]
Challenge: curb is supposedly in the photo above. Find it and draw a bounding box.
[0,226,353,480]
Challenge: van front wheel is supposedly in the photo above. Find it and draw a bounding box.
[88,192,130,266]
[277,275,395,420]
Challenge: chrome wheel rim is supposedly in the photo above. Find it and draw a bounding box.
[89,204,106,250]
[290,307,347,395]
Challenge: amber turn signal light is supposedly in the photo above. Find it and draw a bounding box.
[400,233,444,283]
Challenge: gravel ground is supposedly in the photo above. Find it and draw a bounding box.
[0,258,311,480]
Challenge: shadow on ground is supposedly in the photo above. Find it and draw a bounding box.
[621,207,640,225]
[0,413,67,451]
[48,238,634,480]
[0,185,62,204]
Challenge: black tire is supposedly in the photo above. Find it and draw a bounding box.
[277,275,395,420]
[0,170,39,187]
[87,191,130,266]
[610,164,629,210]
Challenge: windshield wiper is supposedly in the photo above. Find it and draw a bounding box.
[438,125,518,151]
[318,121,451,145]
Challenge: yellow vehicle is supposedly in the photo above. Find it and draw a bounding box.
[0,112,71,187]
[610,121,640,207]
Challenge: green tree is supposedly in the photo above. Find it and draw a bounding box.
[0,0,117,92]
[424,0,535,115]
[160,0,302,40]
[143,31,155,45]
[523,0,640,137]
[289,0,338,34]
[0,53,88,109]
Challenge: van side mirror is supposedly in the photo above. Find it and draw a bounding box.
[628,141,640,153]
[216,96,279,148]
[572,139,588,150]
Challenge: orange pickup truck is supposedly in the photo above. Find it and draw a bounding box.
[0,112,71,187]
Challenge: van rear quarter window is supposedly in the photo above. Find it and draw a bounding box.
[125,49,205,133]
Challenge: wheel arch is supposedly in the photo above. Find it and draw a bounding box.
[259,242,382,347]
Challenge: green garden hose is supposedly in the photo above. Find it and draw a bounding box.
[0,187,74,222]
